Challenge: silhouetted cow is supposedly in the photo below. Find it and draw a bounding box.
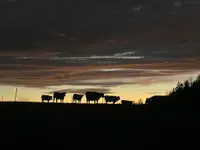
[41,95,52,103]
[104,95,120,104]
[145,95,170,106]
[85,91,104,104]
[121,100,133,105]
[72,94,84,103]
[53,92,66,103]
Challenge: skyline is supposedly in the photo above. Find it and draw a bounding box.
[1,0,200,102]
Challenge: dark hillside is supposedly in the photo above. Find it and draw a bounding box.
[0,101,199,148]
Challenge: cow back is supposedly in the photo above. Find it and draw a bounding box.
[121,100,133,105]
[145,95,169,105]
[85,91,104,100]
[41,95,52,100]
[105,95,120,102]
[73,94,84,100]
[54,92,66,99]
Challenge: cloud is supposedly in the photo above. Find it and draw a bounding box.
[132,5,143,12]
[47,88,113,95]
[1,0,200,53]
[0,58,199,89]
[0,0,200,92]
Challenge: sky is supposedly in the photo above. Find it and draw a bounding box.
[0,0,200,103]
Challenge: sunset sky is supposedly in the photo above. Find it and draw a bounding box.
[0,0,200,103]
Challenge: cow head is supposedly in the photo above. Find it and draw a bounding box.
[100,93,104,97]
[117,96,120,100]
[145,98,150,104]
[62,92,66,96]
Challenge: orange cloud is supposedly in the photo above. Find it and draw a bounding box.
[0,59,199,88]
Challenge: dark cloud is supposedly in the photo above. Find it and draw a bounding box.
[0,0,200,91]
[47,88,112,95]
[0,59,199,88]
[0,0,200,54]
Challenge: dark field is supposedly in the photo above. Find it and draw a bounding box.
[0,102,199,147]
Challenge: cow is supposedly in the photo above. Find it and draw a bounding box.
[121,100,133,105]
[85,91,104,104]
[145,95,170,106]
[53,92,66,103]
[41,95,52,103]
[72,94,84,103]
[104,95,120,104]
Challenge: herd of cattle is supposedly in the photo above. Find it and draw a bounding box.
[41,91,170,105]
[41,91,133,105]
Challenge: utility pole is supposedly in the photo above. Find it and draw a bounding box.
[14,88,18,102]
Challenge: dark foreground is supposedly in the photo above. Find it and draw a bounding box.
[0,102,199,147]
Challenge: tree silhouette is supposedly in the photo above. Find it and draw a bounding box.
[167,74,200,107]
